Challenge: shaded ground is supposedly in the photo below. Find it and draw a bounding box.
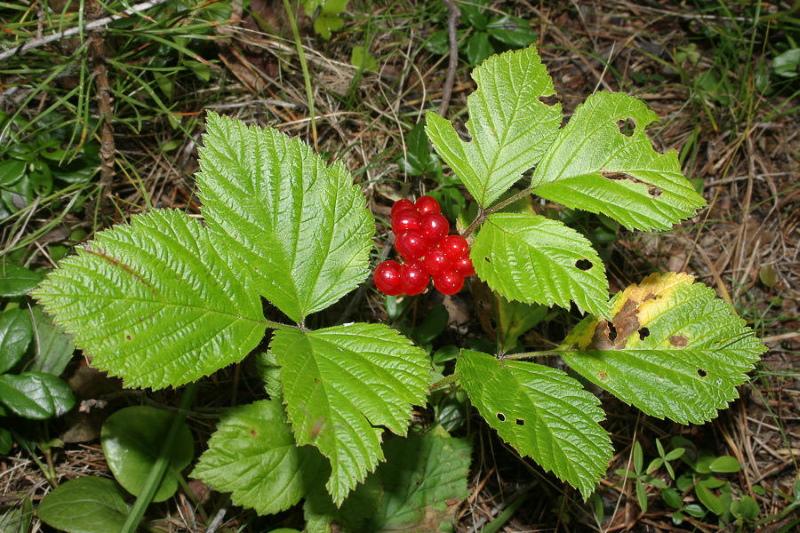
[1,0,798,531]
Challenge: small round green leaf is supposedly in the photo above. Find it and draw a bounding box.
[0,264,44,297]
[0,308,32,374]
[38,477,129,533]
[101,405,194,502]
[709,455,741,474]
[0,372,74,419]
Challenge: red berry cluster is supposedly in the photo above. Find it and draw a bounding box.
[374,196,475,297]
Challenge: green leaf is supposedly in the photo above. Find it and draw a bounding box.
[731,495,759,521]
[305,430,471,531]
[426,47,562,207]
[0,159,26,187]
[531,92,706,230]
[402,121,434,176]
[38,477,130,533]
[635,478,648,512]
[0,308,32,374]
[695,480,730,516]
[197,113,374,323]
[457,350,612,499]
[562,273,766,424]
[350,45,378,73]
[33,209,266,389]
[0,263,44,297]
[633,441,643,474]
[0,372,74,419]
[486,16,537,47]
[496,297,547,352]
[28,306,74,375]
[0,496,31,532]
[0,427,11,455]
[272,323,429,504]
[471,213,609,316]
[465,31,493,66]
[661,488,682,509]
[709,455,740,473]
[192,400,325,515]
[101,406,194,502]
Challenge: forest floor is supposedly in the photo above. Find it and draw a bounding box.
[1,1,799,531]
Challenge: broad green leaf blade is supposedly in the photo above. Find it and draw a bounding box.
[0,372,75,419]
[33,209,266,390]
[0,264,44,297]
[471,213,609,317]
[101,406,194,502]
[561,273,766,424]
[457,350,612,499]
[29,306,74,376]
[531,92,706,230]
[305,430,471,531]
[0,308,32,374]
[272,323,429,505]
[192,400,326,515]
[38,477,130,533]
[197,113,374,323]
[426,47,562,207]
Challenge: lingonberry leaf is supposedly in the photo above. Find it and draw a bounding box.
[561,273,766,424]
[471,213,609,317]
[197,113,374,323]
[271,323,429,505]
[193,400,326,515]
[531,92,706,231]
[426,47,561,207]
[33,209,266,390]
[304,430,471,531]
[457,350,612,499]
[0,372,75,419]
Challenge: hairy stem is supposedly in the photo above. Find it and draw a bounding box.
[462,189,533,237]
[501,350,566,361]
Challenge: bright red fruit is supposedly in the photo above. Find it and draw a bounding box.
[440,235,469,260]
[395,230,428,260]
[423,248,451,276]
[420,213,449,244]
[401,262,429,295]
[454,256,475,277]
[392,209,421,233]
[391,199,415,217]
[414,195,440,216]
[433,270,464,295]
[374,260,403,295]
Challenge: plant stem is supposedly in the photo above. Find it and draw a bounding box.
[429,373,459,391]
[121,382,198,533]
[462,189,533,237]
[264,319,295,331]
[282,0,317,149]
[501,350,566,361]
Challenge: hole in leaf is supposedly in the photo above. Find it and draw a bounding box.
[485,256,492,263]
[126,334,132,341]
[669,335,688,347]
[638,327,650,340]
[697,368,707,378]
[617,118,636,136]
[515,418,525,426]
[608,323,618,342]
[497,412,506,422]
[648,186,662,197]
[539,94,558,106]
[575,259,592,271]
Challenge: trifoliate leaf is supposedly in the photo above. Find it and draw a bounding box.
[305,431,471,531]
[197,113,374,323]
[33,209,266,390]
[0,308,32,374]
[193,400,325,515]
[426,47,561,207]
[0,372,75,419]
[531,92,706,231]
[38,477,129,533]
[457,350,612,499]
[101,406,194,502]
[562,273,766,424]
[271,323,429,505]
[471,213,609,317]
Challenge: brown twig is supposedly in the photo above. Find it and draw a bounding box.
[91,37,115,189]
[439,0,460,116]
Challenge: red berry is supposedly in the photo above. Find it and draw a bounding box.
[391,199,415,217]
[420,213,449,245]
[414,195,440,216]
[423,248,452,276]
[374,260,403,295]
[401,262,429,295]
[433,270,464,295]
[392,209,421,233]
[395,230,429,261]
[453,256,475,277]
[440,235,469,260]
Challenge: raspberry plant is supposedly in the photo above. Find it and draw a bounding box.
[34,46,765,529]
